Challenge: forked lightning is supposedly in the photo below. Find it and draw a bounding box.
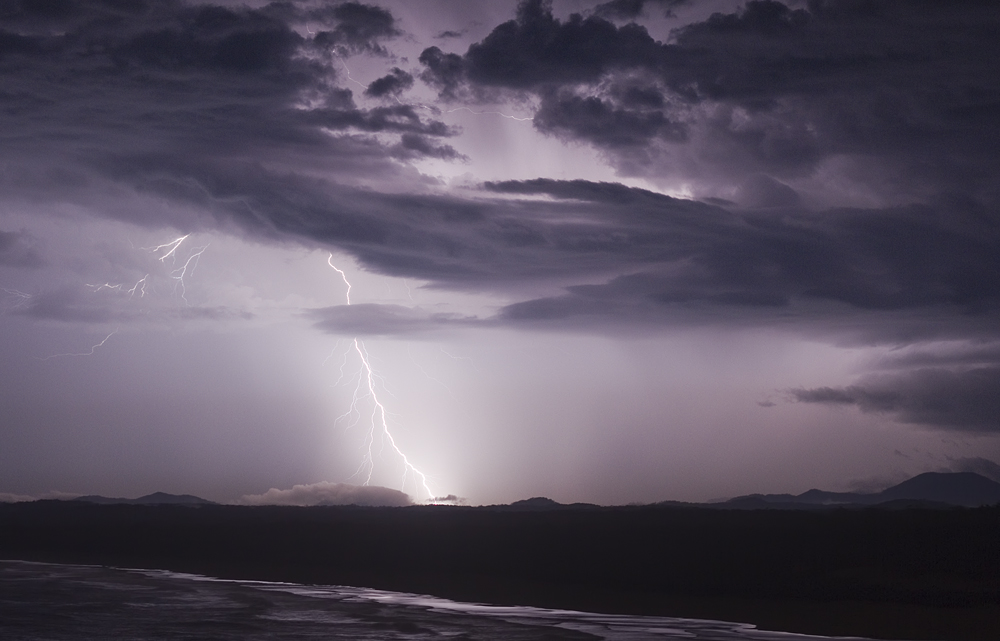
[327,254,435,501]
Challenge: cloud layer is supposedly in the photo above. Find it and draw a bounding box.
[238,482,412,507]
[4,1,998,334]
[420,0,1000,205]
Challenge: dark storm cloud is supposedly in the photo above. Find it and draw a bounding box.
[871,343,1000,371]
[439,0,661,90]
[417,45,466,100]
[365,67,414,98]
[0,0,455,193]
[593,0,691,21]
[0,230,43,268]
[0,0,471,282]
[420,0,1000,199]
[4,0,1000,347]
[317,1,400,54]
[791,367,1000,432]
[307,303,476,336]
[789,341,1000,432]
[482,179,1000,330]
[735,175,801,208]
[390,133,465,161]
[263,1,401,56]
[533,89,687,148]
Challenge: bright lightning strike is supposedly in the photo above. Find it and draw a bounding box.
[445,106,534,121]
[327,254,351,304]
[144,234,190,262]
[327,254,436,501]
[170,244,208,304]
[337,56,369,92]
[85,282,123,293]
[126,275,149,299]
[40,327,120,360]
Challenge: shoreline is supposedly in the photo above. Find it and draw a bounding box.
[2,501,997,640]
[6,557,997,640]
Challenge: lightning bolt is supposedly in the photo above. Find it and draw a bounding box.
[1,288,33,312]
[40,233,208,362]
[409,346,453,395]
[327,254,351,304]
[85,282,123,293]
[327,254,435,501]
[337,56,369,92]
[170,244,209,304]
[445,106,534,121]
[40,327,119,360]
[126,275,149,299]
[144,234,190,262]
[101,234,206,303]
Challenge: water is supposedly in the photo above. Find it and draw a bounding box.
[0,559,864,640]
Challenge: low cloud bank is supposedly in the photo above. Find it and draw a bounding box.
[0,490,82,503]
[0,492,37,503]
[947,457,1000,483]
[238,482,412,507]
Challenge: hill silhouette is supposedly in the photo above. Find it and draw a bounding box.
[72,492,215,506]
[723,472,1000,509]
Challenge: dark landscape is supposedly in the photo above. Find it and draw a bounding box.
[3,473,999,641]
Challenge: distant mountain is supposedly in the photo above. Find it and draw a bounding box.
[494,497,600,511]
[878,472,1000,506]
[72,492,215,506]
[723,472,1000,509]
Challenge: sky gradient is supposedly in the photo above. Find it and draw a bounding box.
[2,0,1000,506]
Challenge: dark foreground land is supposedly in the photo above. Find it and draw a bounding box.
[1,501,998,641]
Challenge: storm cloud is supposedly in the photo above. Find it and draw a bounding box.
[365,67,415,98]
[791,367,1000,432]
[308,303,477,336]
[6,0,997,327]
[420,0,1000,203]
[0,0,457,211]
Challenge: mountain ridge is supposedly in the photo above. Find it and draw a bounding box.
[722,472,1000,508]
[72,492,215,506]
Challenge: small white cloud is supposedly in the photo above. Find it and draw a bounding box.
[0,492,37,503]
[0,490,82,503]
[237,481,412,507]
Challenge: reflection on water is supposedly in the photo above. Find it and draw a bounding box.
[1,560,867,640]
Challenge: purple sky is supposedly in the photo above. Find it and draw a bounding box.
[2,0,1000,505]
